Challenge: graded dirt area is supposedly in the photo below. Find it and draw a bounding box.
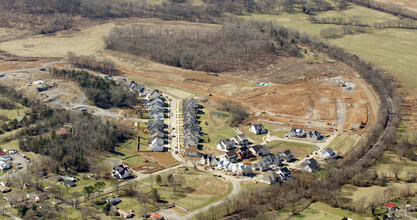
[0,19,376,135]
[115,53,372,133]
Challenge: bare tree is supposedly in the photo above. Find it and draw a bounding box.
[389,165,402,181]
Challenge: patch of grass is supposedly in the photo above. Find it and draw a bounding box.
[199,108,237,149]
[294,202,369,220]
[98,135,147,167]
[139,169,232,211]
[326,133,361,155]
[115,196,158,217]
[332,28,417,93]
[0,104,28,120]
[266,140,317,158]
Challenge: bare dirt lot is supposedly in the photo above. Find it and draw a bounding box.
[0,19,376,134]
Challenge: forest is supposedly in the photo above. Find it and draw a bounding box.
[18,109,134,172]
[50,68,139,108]
[0,85,134,172]
[105,23,276,72]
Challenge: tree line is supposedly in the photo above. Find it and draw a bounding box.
[104,23,276,72]
[50,68,139,108]
[68,52,119,75]
[346,0,417,20]
[193,19,402,219]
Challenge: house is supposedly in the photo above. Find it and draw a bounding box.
[0,161,11,170]
[62,180,76,187]
[150,213,165,220]
[149,90,162,100]
[1,155,12,161]
[149,137,164,152]
[200,154,219,167]
[249,124,268,135]
[236,146,253,160]
[384,203,398,212]
[149,109,164,119]
[249,145,270,157]
[217,158,231,171]
[278,150,294,162]
[230,134,249,146]
[50,175,63,182]
[185,145,199,157]
[35,193,49,201]
[321,148,338,159]
[55,128,69,137]
[302,158,320,172]
[232,164,252,176]
[106,197,121,205]
[26,192,37,199]
[223,150,238,163]
[252,154,282,171]
[52,199,62,205]
[275,167,292,180]
[262,171,281,185]
[0,185,11,193]
[217,140,235,151]
[117,209,133,219]
[111,165,130,179]
[308,130,323,140]
[290,127,306,138]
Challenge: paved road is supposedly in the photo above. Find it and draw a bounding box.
[0,61,66,74]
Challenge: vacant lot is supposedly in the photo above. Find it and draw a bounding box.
[140,169,232,211]
[267,140,317,158]
[294,202,370,220]
[327,133,361,155]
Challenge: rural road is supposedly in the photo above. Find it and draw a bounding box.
[0,61,66,74]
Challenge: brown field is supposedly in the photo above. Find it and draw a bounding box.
[139,152,179,167]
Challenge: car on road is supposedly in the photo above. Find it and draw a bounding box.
[17,165,23,169]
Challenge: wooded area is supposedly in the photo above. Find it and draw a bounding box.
[105,23,276,72]
[50,68,139,108]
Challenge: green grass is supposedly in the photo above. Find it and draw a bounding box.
[293,202,369,220]
[198,108,237,150]
[332,28,417,93]
[139,169,232,211]
[114,196,158,217]
[317,5,399,24]
[98,135,147,167]
[0,102,29,121]
[266,140,317,158]
[326,133,361,155]
[266,140,316,149]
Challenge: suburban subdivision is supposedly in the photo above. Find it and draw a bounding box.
[0,0,414,219]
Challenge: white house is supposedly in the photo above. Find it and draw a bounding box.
[232,164,252,176]
[249,145,270,157]
[217,140,235,151]
[321,148,338,159]
[301,158,320,172]
[150,137,164,152]
[249,124,268,135]
[0,161,10,170]
[262,171,281,185]
[111,165,130,179]
[200,154,219,167]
